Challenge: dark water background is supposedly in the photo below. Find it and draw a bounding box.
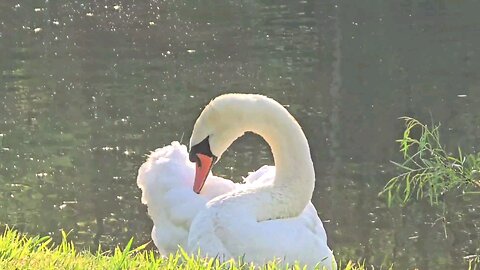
[0,1,479,269]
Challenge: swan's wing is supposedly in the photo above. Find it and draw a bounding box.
[252,207,335,269]
[188,201,334,269]
[224,204,332,268]
[302,202,328,243]
[137,142,237,254]
[243,166,327,242]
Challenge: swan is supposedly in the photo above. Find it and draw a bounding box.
[137,93,336,269]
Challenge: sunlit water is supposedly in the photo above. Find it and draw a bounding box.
[1,1,479,269]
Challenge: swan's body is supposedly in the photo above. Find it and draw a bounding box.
[137,94,336,269]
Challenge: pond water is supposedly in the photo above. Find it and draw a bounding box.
[1,1,479,269]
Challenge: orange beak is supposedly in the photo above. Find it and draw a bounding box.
[193,153,214,194]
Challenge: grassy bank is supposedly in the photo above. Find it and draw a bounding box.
[1,227,479,269]
[0,227,368,270]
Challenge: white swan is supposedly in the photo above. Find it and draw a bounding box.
[137,94,336,269]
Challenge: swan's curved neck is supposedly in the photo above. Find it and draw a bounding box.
[228,97,315,219]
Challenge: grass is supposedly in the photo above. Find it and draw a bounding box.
[381,117,480,206]
[0,227,370,270]
[467,256,480,270]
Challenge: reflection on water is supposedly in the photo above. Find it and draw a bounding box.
[0,1,479,269]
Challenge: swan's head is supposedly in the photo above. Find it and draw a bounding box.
[189,94,247,193]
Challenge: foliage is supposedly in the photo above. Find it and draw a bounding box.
[0,227,372,270]
[466,255,480,270]
[382,117,480,206]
